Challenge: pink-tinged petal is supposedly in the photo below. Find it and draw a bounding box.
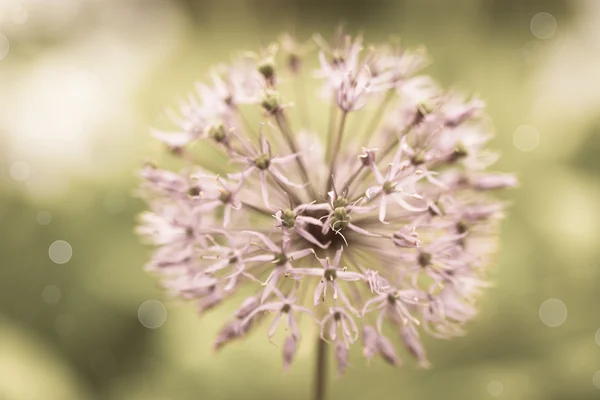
[295,226,330,249]
[362,326,378,360]
[197,200,221,212]
[335,341,349,376]
[198,291,223,313]
[260,132,271,155]
[329,318,337,341]
[261,269,281,303]
[230,199,242,210]
[245,254,275,263]
[271,153,301,164]
[204,258,230,274]
[347,223,382,237]
[296,216,324,227]
[240,271,264,286]
[268,311,283,337]
[259,171,272,210]
[288,312,301,339]
[214,320,243,351]
[240,301,283,327]
[151,129,195,147]
[339,315,354,344]
[270,167,306,188]
[400,324,431,369]
[292,267,325,278]
[365,186,382,199]
[224,274,240,292]
[321,215,332,235]
[319,314,333,341]
[392,228,422,248]
[337,270,363,282]
[379,195,389,224]
[235,296,259,319]
[377,334,401,366]
[376,308,386,333]
[362,294,386,315]
[335,290,359,318]
[424,171,448,189]
[350,205,378,216]
[233,176,245,193]
[472,173,518,190]
[292,305,319,322]
[233,129,257,154]
[242,231,280,252]
[391,145,404,171]
[331,247,344,269]
[283,335,298,371]
[393,300,422,326]
[223,205,232,227]
[391,193,428,212]
[315,254,329,269]
[303,203,331,211]
[313,280,326,305]
[288,248,315,261]
[343,310,360,342]
[228,165,256,181]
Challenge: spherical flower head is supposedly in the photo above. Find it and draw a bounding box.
[137,28,516,373]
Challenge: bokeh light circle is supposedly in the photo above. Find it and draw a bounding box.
[42,285,62,305]
[0,33,9,61]
[10,5,29,25]
[539,298,567,327]
[138,300,167,329]
[513,125,540,152]
[37,211,52,225]
[49,240,73,264]
[530,12,557,39]
[10,161,30,182]
[487,380,503,397]
[594,371,600,390]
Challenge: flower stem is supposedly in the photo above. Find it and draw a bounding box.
[313,338,328,400]
[360,89,395,141]
[294,72,311,130]
[274,111,317,200]
[326,111,348,191]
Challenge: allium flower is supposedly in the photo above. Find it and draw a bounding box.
[137,29,516,385]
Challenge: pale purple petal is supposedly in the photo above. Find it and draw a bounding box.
[391,193,428,212]
[379,195,388,223]
[335,341,349,376]
[271,153,301,164]
[283,335,298,370]
[268,311,283,337]
[259,171,271,209]
[313,280,326,305]
[242,231,280,252]
[348,223,381,237]
[295,226,330,249]
[378,334,401,366]
[288,248,315,260]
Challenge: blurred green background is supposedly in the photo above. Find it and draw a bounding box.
[1,0,599,399]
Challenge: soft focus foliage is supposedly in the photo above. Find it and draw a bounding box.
[1,0,599,399]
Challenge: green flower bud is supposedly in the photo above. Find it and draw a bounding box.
[383,181,396,194]
[208,124,227,143]
[254,154,271,170]
[261,91,281,114]
[281,209,296,228]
